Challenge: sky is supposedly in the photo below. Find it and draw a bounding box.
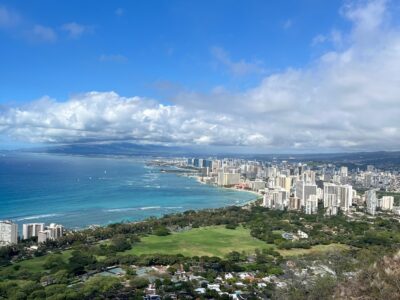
[0,0,399,152]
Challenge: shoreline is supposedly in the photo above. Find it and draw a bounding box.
[71,173,262,231]
[189,174,262,204]
[4,157,261,233]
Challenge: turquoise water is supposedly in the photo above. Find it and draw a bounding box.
[0,153,255,229]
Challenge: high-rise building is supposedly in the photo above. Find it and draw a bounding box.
[366,190,377,215]
[193,158,200,167]
[302,170,316,184]
[381,196,394,210]
[324,183,339,215]
[340,166,348,177]
[364,173,373,187]
[323,183,353,214]
[0,221,18,246]
[263,191,273,208]
[305,195,318,214]
[338,185,353,212]
[295,180,304,204]
[288,197,301,210]
[22,223,45,240]
[202,159,212,169]
[249,180,266,191]
[304,184,317,206]
[296,180,317,207]
[266,167,277,178]
[217,172,240,186]
[263,189,287,210]
[48,223,64,239]
[276,175,291,193]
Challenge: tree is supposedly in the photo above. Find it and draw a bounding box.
[43,254,66,271]
[111,235,132,252]
[225,251,241,262]
[68,250,96,275]
[83,277,122,298]
[153,226,170,236]
[130,277,150,289]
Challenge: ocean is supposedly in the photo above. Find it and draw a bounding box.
[0,153,256,229]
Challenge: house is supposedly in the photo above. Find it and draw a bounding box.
[194,288,206,295]
[207,284,221,292]
[297,230,309,239]
[143,295,161,300]
[145,283,156,295]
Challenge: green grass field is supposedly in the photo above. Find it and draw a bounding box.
[123,226,349,258]
[2,250,73,274]
[124,226,273,257]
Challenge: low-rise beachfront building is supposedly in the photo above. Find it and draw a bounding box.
[38,223,64,243]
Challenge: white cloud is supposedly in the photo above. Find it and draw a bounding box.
[1,0,400,152]
[0,6,57,43]
[28,24,57,42]
[61,22,91,38]
[0,92,262,146]
[0,5,20,28]
[0,6,89,43]
[211,46,265,76]
[312,34,327,46]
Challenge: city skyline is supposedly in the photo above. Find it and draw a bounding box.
[1,0,400,153]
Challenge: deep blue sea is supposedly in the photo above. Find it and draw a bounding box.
[0,153,255,229]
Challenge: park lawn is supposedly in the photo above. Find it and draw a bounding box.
[5,250,73,274]
[122,226,350,258]
[123,226,275,257]
[123,226,349,257]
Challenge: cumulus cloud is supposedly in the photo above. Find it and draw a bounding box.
[171,0,400,151]
[211,46,265,76]
[1,0,400,152]
[0,92,265,147]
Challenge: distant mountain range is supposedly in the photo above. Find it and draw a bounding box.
[27,142,190,157]
[5,142,400,170]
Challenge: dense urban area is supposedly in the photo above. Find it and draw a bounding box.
[1,155,400,299]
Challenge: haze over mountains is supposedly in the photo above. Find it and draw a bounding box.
[4,142,397,170]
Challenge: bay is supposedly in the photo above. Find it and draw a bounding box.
[0,153,256,229]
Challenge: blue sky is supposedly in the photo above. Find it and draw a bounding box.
[1,0,345,103]
[1,0,400,152]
